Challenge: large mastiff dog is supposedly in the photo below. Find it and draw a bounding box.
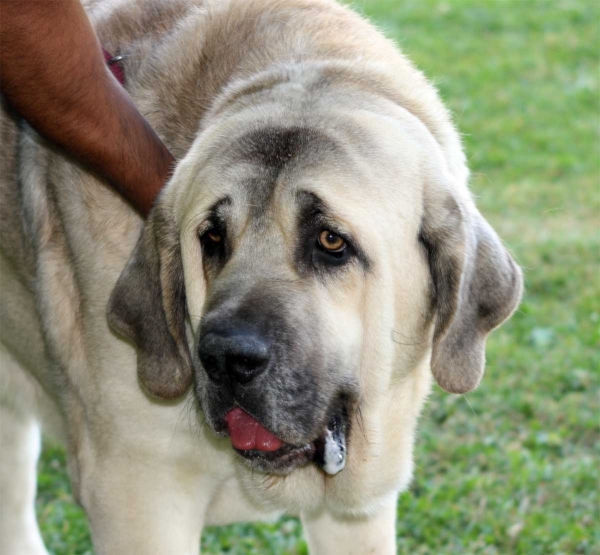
[0,0,522,553]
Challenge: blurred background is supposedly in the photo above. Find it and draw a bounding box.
[36,0,599,553]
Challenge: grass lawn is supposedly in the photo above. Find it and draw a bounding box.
[36,0,599,553]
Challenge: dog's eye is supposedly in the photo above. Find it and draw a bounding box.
[318,230,346,254]
[200,226,225,257]
[207,230,222,243]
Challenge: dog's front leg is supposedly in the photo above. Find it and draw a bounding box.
[301,498,397,555]
[79,455,215,555]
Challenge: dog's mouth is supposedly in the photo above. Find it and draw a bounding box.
[224,406,348,475]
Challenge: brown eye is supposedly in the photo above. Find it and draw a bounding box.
[318,230,346,252]
[207,230,222,243]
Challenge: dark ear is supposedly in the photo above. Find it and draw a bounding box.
[420,189,523,394]
[107,210,192,399]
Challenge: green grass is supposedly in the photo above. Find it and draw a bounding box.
[36,0,599,553]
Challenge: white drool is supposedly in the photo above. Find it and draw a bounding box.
[321,428,346,475]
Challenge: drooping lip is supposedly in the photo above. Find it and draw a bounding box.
[224,406,313,473]
[223,404,349,475]
[235,442,317,474]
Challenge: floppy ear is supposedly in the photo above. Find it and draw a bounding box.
[420,187,523,394]
[107,209,192,399]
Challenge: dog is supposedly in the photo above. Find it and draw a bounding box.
[0,0,523,553]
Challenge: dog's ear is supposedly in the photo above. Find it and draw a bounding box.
[107,209,192,399]
[420,183,523,394]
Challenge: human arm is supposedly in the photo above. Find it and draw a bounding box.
[0,0,173,216]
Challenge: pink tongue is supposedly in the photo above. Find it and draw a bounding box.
[225,407,284,452]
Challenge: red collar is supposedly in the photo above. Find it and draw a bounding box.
[102,48,125,85]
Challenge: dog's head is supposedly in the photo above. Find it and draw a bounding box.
[108,69,522,511]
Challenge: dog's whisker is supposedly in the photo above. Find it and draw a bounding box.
[355,405,370,446]
[392,330,425,341]
[392,338,426,346]
[462,394,477,417]
[169,394,196,450]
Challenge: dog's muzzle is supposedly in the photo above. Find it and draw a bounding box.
[198,324,348,475]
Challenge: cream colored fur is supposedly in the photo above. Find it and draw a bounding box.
[0,1,521,553]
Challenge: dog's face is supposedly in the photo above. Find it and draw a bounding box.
[108,93,522,511]
[181,118,424,476]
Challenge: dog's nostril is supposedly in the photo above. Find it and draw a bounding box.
[199,353,221,381]
[226,352,269,384]
[199,330,270,385]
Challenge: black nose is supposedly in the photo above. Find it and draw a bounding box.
[199,329,270,385]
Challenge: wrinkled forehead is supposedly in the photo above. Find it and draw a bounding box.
[176,126,346,227]
[221,126,346,222]
[174,112,428,234]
